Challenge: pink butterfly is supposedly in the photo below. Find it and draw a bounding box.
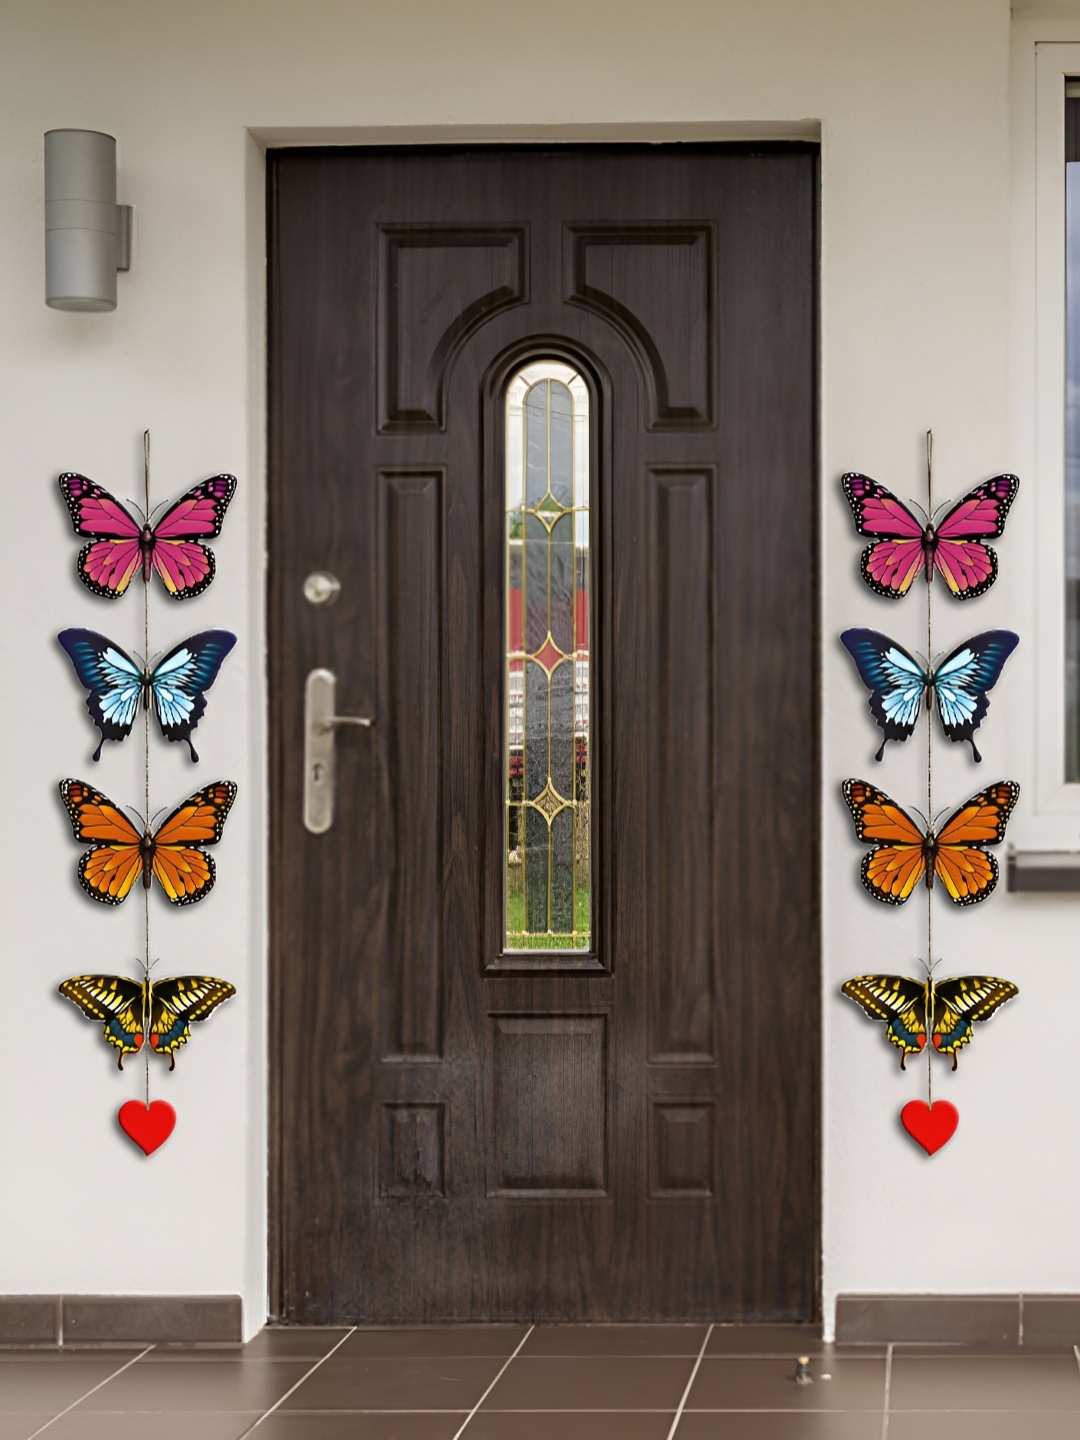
[59,472,236,600]
[842,472,1018,600]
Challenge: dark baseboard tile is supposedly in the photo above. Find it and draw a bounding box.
[836,1294,1019,1345]
[0,1295,242,1347]
[0,1296,61,1346]
[837,1293,1080,1345]
[1021,1295,1080,1346]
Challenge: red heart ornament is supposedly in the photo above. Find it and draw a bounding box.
[901,1099,958,1155]
[118,1100,176,1155]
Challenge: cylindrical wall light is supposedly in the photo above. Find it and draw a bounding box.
[44,129,131,311]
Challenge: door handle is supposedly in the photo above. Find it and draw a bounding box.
[304,668,374,834]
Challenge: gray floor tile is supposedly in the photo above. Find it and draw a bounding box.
[685,1356,887,1410]
[676,1415,884,1440]
[40,1413,262,1440]
[480,1355,694,1410]
[892,1342,1071,1357]
[0,1420,56,1440]
[0,1358,141,1412]
[137,1334,340,1362]
[888,1412,1080,1440]
[0,1349,141,1364]
[255,1418,465,1440]
[339,1326,528,1358]
[888,1355,1080,1410]
[279,1356,503,1411]
[238,1327,349,1360]
[705,1326,832,1357]
[522,1324,706,1356]
[467,1412,676,1439]
[77,1359,310,1411]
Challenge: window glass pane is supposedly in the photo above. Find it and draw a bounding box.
[505,363,591,949]
[1067,93,1080,779]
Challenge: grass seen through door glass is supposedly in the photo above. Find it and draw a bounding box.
[505,877,590,949]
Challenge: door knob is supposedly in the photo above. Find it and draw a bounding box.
[304,668,373,834]
[302,570,341,606]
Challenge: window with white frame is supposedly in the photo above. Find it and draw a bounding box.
[1067,81,1080,778]
[1033,42,1080,809]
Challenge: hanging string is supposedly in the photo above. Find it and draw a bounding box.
[143,430,152,1112]
[925,429,934,1109]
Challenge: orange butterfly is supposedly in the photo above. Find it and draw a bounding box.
[842,778,1019,906]
[59,778,237,906]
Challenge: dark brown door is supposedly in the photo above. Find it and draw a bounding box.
[268,145,818,1324]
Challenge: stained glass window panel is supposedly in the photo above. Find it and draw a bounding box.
[505,363,591,949]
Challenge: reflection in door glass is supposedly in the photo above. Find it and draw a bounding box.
[505,363,590,949]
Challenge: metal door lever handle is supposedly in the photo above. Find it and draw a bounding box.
[318,713,373,731]
[304,668,374,834]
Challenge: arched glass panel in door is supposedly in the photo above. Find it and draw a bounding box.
[504,362,591,950]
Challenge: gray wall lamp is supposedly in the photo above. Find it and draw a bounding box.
[45,129,132,311]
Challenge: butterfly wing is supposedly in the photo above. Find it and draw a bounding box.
[149,780,237,905]
[58,779,144,905]
[841,473,927,598]
[58,975,145,1063]
[57,629,146,761]
[148,976,236,1061]
[841,975,928,1064]
[932,781,1020,905]
[149,631,237,761]
[840,629,928,759]
[931,630,1019,761]
[929,975,1019,1065]
[931,475,1020,600]
[148,476,237,600]
[58,473,144,599]
[842,779,928,904]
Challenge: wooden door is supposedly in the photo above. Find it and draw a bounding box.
[268,145,818,1324]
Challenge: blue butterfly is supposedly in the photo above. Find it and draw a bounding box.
[840,628,1019,762]
[58,628,237,762]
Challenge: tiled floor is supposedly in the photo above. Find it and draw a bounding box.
[2,1325,1080,1438]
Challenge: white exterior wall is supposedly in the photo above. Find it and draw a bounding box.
[1,0,1073,1336]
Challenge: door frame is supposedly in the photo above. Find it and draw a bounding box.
[263,137,822,1323]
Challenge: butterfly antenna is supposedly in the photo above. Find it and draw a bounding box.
[929,802,953,830]
[147,497,175,525]
[926,429,933,514]
[144,430,151,517]
[905,496,930,525]
[124,805,147,832]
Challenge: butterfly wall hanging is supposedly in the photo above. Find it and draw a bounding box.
[840,628,1018,762]
[842,472,1018,600]
[58,628,236,762]
[59,472,236,600]
[842,778,1019,906]
[59,972,236,1069]
[59,778,237,906]
[841,971,1018,1069]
